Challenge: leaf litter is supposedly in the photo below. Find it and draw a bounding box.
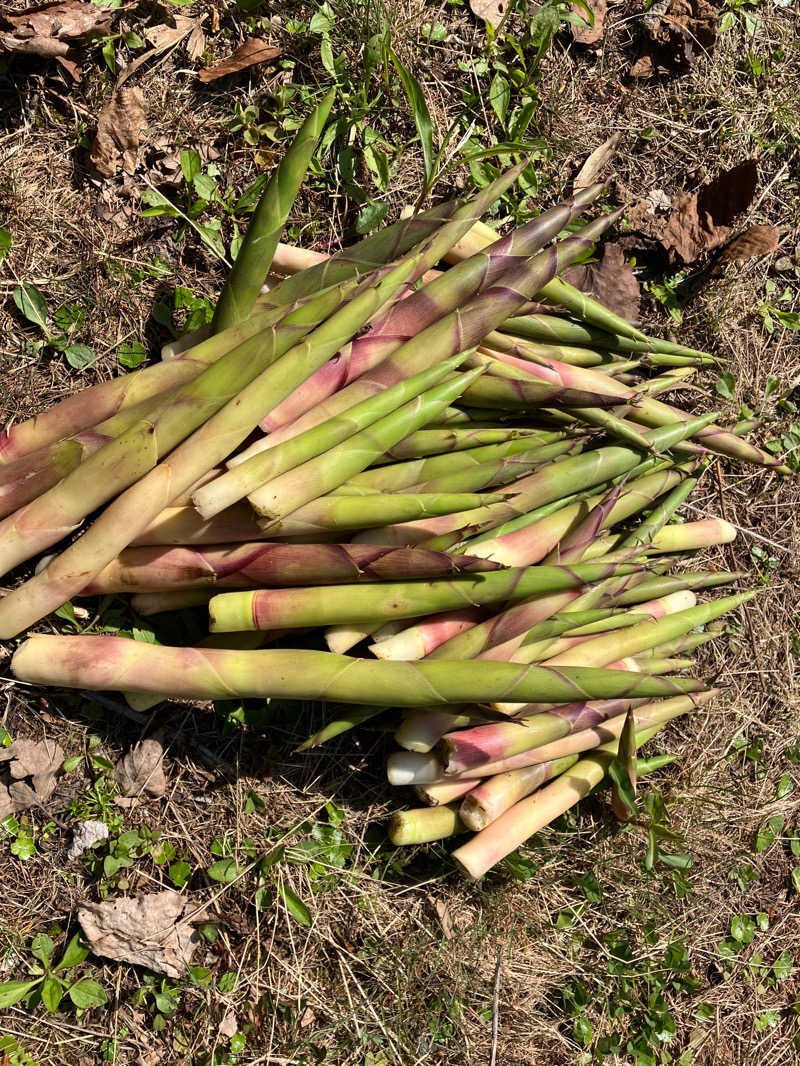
[90,88,147,178]
[78,891,203,978]
[197,38,281,83]
[630,0,718,78]
[0,0,113,79]
[564,243,641,323]
[571,0,606,46]
[114,735,166,798]
[0,737,64,815]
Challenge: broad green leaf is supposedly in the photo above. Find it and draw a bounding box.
[65,344,96,370]
[715,371,737,400]
[776,774,793,798]
[13,282,49,331]
[489,73,510,126]
[30,933,54,966]
[118,342,147,369]
[309,8,334,33]
[102,39,116,74]
[755,813,784,852]
[0,228,10,261]
[41,976,64,1013]
[277,883,312,927]
[0,979,41,1009]
[388,48,434,182]
[169,860,192,887]
[68,978,107,1009]
[56,934,89,971]
[180,149,202,184]
[574,871,603,902]
[192,172,217,201]
[207,859,241,883]
[355,201,389,235]
[792,866,800,893]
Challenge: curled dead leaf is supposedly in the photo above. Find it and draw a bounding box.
[662,160,759,263]
[0,738,63,778]
[574,132,621,191]
[90,88,147,178]
[78,890,202,978]
[563,243,641,324]
[718,225,780,263]
[115,736,166,798]
[630,0,717,78]
[116,15,203,89]
[0,1,112,58]
[571,0,606,46]
[197,38,281,83]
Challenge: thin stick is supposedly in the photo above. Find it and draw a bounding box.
[489,946,503,1066]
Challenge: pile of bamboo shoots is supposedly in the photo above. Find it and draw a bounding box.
[2,92,781,877]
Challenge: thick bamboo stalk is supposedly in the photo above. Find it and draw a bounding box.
[208,561,639,633]
[213,89,336,331]
[248,367,486,521]
[236,210,624,459]
[387,805,466,845]
[0,273,363,584]
[439,691,717,778]
[11,636,704,705]
[259,491,507,537]
[79,542,503,594]
[459,754,579,830]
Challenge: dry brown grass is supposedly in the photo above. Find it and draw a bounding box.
[1,0,800,1063]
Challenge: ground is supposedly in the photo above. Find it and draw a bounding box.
[1,0,800,1064]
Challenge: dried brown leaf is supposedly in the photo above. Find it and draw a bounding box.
[117,15,201,88]
[8,780,39,810]
[78,891,202,978]
[468,0,508,28]
[630,0,717,78]
[571,0,606,45]
[90,88,147,178]
[574,132,621,191]
[718,225,780,263]
[0,1,112,58]
[0,738,63,778]
[563,243,641,323]
[0,783,14,818]
[197,38,281,83]
[186,24,206,61]
[662,160,759,263]
[434,899,456,940]
[115,737,166,798]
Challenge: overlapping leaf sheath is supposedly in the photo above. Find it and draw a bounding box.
[78,543,504,594]
[0,256,427,638]
[261,491,507,536]
[236,209,624,457]
[209,560,640,633]
[434,692,718,778]
[11,635,703,704]
[213,89,335,331]
[0,277,361,583]
[258,161,528,308]
[349,420,708,550]
[258,180,607,433]
[451,725,668,879]
[249,367,485,521]
[334,435,581,495]
[193,355,472,519]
